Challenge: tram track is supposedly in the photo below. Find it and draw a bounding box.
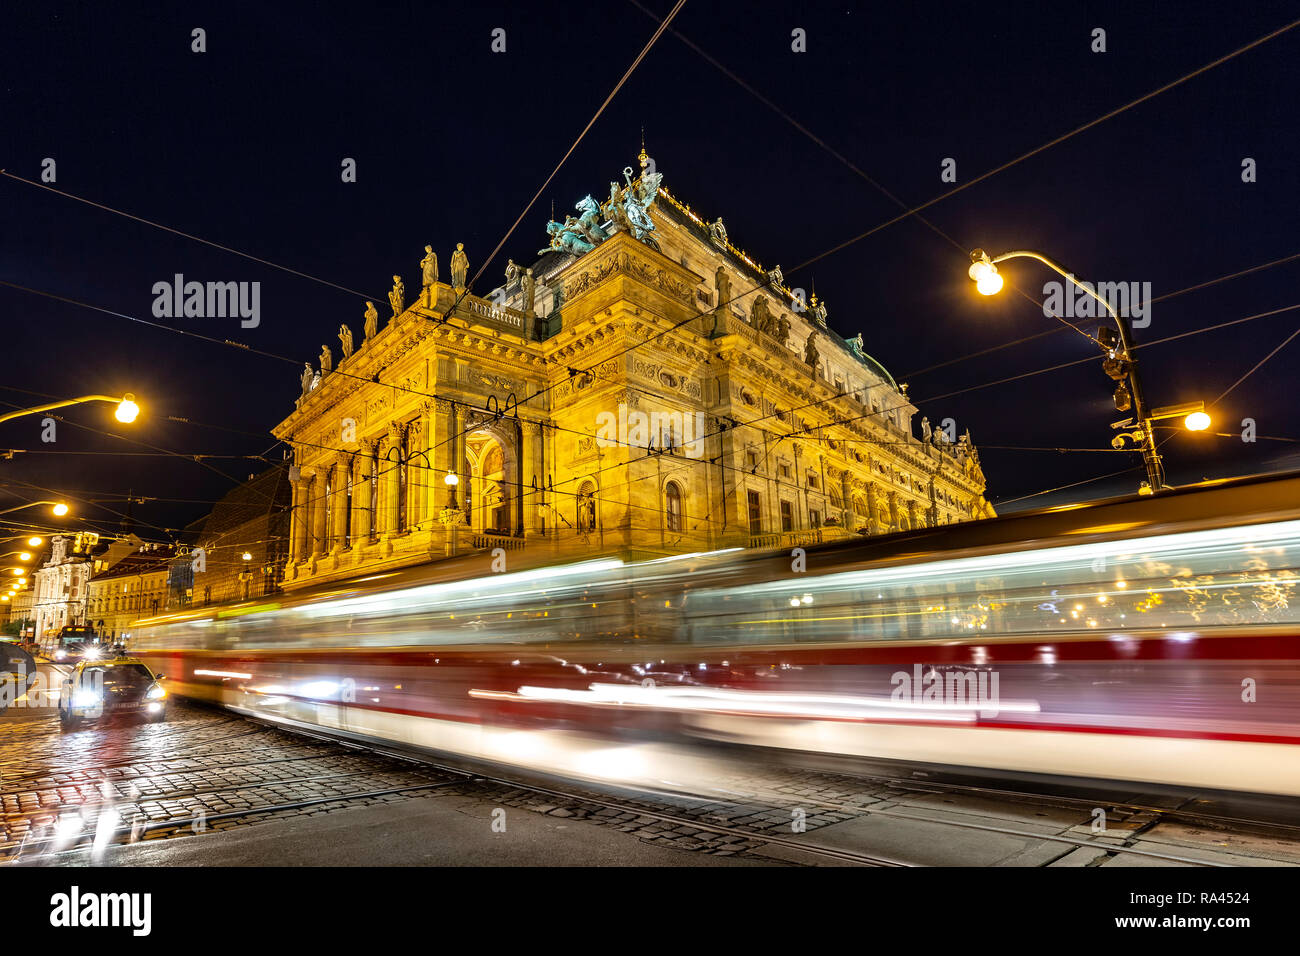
[7,701,1292,867]
[774,761,1300,843]
[257,720,1244,868]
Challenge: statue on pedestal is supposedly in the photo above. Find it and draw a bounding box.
[388,276,404,318]
[921,417,932,442]
[750,295,773,336]
[319,344,333,376]
[421,245,439,287]
[522,268,536,315]
[715,266,731,310]
[450,243,469,291]
[338,323,354,359]
[300,363,313,397]
[803,332,820,372]
[767,265,784,289]
[809,293,828,327]
[775,314,791,346]
[363,301,378,342]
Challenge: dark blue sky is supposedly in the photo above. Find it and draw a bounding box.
[3,0,1298,541]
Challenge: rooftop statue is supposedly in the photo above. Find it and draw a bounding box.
[338,323,354,359]
[543,163,665,258]
[804,332,821,371]
[388,276,404,318]
[809,293,828,328]
[522,267,536,315]
[846,333,864,357]
[768,265,784,289]
[300,363,313,397]
[572,195,611,246]
[421,245,439,287]
[450,244,469,292]
[540,219,595,257]
[750,295,774,336]
[710,217,728,246]
[319,344,333,376]
[504,259,520,285]
[363,301,378,341]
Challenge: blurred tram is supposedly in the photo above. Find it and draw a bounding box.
[131,471,1300,796]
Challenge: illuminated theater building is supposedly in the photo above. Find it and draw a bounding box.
[274,152,995,589]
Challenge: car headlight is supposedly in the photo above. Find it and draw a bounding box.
[83,647,100,660]
[55,649,67,660]
[72,689,102,708]
[146,684,167,701]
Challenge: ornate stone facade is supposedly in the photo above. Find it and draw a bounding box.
[274,158,994,589]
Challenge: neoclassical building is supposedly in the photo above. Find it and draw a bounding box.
[274,152,994,589]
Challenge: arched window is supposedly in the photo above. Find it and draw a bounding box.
[665,482,683,533]
[576,481,597,533]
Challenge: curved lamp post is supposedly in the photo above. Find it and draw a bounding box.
[0,501,71,518]
[0,393,139,426]
[968,249,1209,493]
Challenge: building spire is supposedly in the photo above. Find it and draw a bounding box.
[638,128,649,171]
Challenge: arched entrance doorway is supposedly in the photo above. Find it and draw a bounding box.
[465,428,515,534]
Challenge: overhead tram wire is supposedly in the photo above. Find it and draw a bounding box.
[6,265,1298,531]
[0,172,381,303]
[782,14,1300,279]
[903,250,1300,380]
[438,4,1300,457]
[4,10,1295,477]
[450,0,689,305]
[9,16,1296,519]
[7,281,1297,531]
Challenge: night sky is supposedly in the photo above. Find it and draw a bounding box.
[3,0,1298,546]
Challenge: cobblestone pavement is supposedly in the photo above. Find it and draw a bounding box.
[5,699,1300,866]
[0,700,458,864]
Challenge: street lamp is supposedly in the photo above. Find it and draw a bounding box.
[967,248,1204,493]
[0,393,141,426]
[0,501,71,518]
[0,551,32,562]
[440,473,465,558]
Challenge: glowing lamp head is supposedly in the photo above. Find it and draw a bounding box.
[52,503,69,517]
[27,537,42,547]
[18,553,30,561]
[242,552,252,561]
[968,251,1003,295]
[1184,411,1211,432]
[444,473,459,487]
[115,394,140,424]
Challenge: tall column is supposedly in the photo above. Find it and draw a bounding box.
[381,422,400,535]
[310,475,327,557]
[355,442,375,542]
[332,455,350,551]
[907,499,917,529]
[432,400,453,513]
[288,476,306,564]
[840,469,853,528]
[521,419,543,534]
[417,401,435,526]
[454,404,468,507]
[888,491,899,532]
[866,481,878,535]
